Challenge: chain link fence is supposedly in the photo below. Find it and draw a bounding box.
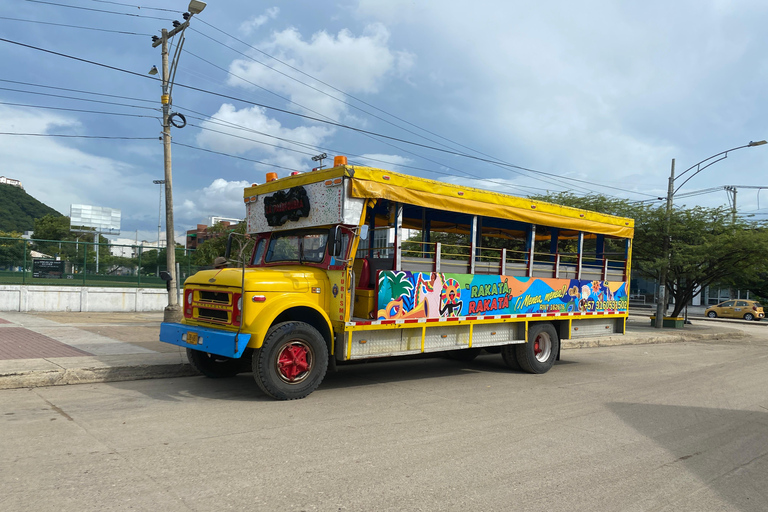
[0,237,205,288]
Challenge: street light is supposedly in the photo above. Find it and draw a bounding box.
[655,140,767,328]
[151,1,206,323]
[153,179,165,277]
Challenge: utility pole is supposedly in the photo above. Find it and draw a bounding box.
[655,159,675,328]
[151,1,206,322]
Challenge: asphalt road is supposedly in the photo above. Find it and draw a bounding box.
[2,332,768,511]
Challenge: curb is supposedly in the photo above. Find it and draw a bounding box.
[0,363,198,390]
[0,329,746,391]
[562,330,745,349]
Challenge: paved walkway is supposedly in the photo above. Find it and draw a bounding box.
[0,311,747,390]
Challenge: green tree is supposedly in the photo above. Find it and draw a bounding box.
[191,222,250,266]
[32,215,72,256]
[0,231,29,269]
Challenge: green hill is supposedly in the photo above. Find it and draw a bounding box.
[0,183,63,233]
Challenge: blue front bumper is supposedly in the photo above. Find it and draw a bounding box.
[160,322,252,358]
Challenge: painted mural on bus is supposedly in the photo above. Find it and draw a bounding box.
[376,270,628,321]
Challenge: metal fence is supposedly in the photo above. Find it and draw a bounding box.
[0,237,205,288]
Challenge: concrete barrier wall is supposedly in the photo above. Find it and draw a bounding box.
[0,285,169,312]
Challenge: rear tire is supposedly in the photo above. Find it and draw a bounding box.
[501,344,521,370]
[186,348,241,378]
[707,311,717,318]
[253,321,328,400]
[515,323,559,374]
[744,313,755,321]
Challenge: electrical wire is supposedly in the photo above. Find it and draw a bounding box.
[0,132,156,140]
[0,85,159,111]
[191,20,660,198]
[24,0,172,20]
[0,101,160,119]
[0,15,152,36]
[171,142,301,172]
[181,48,579,195]
[0,78,156,104]
[88,0,179,13]
[0,36,655,199]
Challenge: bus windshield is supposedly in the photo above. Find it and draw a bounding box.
[264,230,328,264]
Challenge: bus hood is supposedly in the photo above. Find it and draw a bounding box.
[184,266,328,293]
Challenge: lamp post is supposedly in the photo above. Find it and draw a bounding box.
[153,179,165,277]
[654,140,767,328]
[151,1,206,322]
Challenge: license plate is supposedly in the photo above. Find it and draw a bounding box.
[187,331,199,345]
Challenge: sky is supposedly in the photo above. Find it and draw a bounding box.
[1,0,767,245]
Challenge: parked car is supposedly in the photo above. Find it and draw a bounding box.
[705,300,764,321]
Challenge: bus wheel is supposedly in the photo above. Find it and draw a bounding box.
[501,344,521,371]
[253,321,328,400]
[186,348,241,378]
[515,323,559,374]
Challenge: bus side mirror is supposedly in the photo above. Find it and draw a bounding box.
[360,225,369,240]
[328,226,343,257]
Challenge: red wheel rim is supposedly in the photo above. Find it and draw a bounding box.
[276,341,312,383]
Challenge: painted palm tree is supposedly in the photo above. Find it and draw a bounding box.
[378,271,414,302]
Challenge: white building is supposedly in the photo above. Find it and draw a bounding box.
[0,176,23,189]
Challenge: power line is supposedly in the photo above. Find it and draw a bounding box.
[88,0,179,13]
[180,112,557,195]
[24,0,172,20]
[0,85,159,111]
[192,20,660,198]
[0,78,156,104]
[0,101,160,119]
[0,132,156,140]
[0,15,152,36]
[171,141,301,172]
[0,36,656,199]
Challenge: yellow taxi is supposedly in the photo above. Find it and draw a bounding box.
[705,299,764,321]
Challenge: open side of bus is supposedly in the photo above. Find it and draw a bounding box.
[160,163,634,400]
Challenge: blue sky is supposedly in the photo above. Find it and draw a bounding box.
[2,0,767,244]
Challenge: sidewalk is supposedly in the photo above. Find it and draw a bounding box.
[0,311,747,390]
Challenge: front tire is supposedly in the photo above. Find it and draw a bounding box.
[186,348,241,378]
[253,321,328,400]
[515,323,559,374]
[707,311,717,318]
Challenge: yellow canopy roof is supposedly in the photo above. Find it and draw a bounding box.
[244,164,635,239]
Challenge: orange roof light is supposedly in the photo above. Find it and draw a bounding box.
[266,172,278,182]
[333,155,347,167]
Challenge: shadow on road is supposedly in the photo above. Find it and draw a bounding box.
[607,401,768,511]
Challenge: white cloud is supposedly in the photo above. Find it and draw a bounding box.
[228,23,415,121]
[239,7,280,34]
[194,103,335,172]
[177,178,250,227]
[0,106,158,225]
